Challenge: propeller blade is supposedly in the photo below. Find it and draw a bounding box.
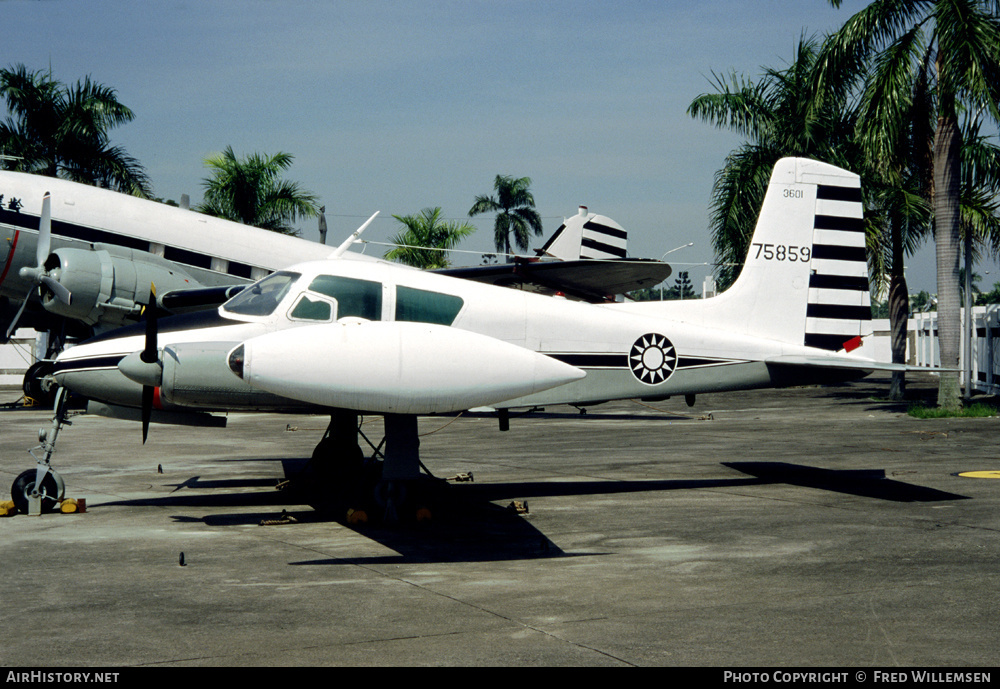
[36,192,51,267]
[141,286,157,364]
[39,275,72,306]
[4,293,29,340]
[141,385,153,444]
[140,285,158,444]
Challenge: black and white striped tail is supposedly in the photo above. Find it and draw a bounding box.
[580,218,627,260]
[804,184,871,351]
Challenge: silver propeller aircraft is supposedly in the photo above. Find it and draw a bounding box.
[18,157,890,521]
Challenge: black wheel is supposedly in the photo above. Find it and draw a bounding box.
[11,469,64,514]
[23,361,56,407]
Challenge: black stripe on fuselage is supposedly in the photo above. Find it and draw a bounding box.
[82,309,243,345]
[0,208,264,279]
[51,354,125,375]
[546,353,745,370]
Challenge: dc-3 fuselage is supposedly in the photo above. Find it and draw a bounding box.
[52,157,881,420]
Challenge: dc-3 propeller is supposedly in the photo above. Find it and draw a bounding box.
[6,192,73,339]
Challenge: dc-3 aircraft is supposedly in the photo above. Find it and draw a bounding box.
[16,157,894,521]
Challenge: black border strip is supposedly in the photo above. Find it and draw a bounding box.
[807,304,873,321]
[814,215,864,232]
[816,185,862,203]
[812,244,867,262]
[581,237,627,258]
[809,274,869,291]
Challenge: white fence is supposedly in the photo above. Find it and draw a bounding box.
[910,306,1000,396]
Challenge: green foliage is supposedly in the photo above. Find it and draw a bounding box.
[628,272,697,301]
[976,282,1000,305]
[197,146,319,234]
[907,402,999,418]
[384,207,475,269]
[687,37,859,290]
[0,63,150,196]
[468,175,543,257]
[667,271,697,299]
[822,0,1000,410]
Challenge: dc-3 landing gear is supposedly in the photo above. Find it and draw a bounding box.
[11,387,71,514]
[298,410,436,525]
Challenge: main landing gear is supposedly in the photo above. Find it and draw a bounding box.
[298,409,436,524]
[10,387,71,514]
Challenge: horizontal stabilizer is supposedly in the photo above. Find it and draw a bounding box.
[766,355,958,373]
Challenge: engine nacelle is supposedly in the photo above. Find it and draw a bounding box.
[41,244,197,327]
[158,341,315,411]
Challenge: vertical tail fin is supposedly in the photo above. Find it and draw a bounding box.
[538,206,628,260]
[698,158,871,349]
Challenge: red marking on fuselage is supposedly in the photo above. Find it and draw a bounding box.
[0,229,21,289]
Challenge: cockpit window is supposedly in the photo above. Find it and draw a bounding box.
[395,285,464,325]
[308,275,382,320]
[223,271,300,316]
[289,294,333,321]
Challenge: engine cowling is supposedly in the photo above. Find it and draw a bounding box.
[40,244,198,327]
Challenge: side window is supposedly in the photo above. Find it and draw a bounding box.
[395,285,464,325]
[308,275,382,320]
[288,294,333,322]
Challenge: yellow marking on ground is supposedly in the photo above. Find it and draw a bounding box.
[958,471,1000,479]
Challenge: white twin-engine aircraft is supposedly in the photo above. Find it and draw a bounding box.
[29,157,883,520]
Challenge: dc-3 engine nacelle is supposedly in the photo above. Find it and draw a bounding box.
[41,244,196,328]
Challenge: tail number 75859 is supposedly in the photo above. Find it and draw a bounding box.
[752,243,811,262]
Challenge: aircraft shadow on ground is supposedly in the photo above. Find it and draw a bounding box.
[101,458,968,564]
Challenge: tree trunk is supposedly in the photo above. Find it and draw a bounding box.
[888,213,909,400]
[888,274,909,400]
[933,111,962,410]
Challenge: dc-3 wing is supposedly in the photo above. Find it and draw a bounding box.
[437,206,670,302]
[437,257,671,303]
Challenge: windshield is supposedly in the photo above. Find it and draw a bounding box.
[223,271,301,317]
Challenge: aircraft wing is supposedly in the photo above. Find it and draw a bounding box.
[437,258,672,303]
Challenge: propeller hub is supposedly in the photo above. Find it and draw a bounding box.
[118,351,163,387]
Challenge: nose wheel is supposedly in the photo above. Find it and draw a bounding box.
[11,468,65,514]
[10,386,72,514]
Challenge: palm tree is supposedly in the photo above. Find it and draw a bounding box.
[384,207,476,269]
[687,36,859,289]
[820,0,1000,409]
[468,175,543,259]
[0,63,151,196]
[197,146,319,235]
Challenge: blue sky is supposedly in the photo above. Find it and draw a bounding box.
[5,0,994,294]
